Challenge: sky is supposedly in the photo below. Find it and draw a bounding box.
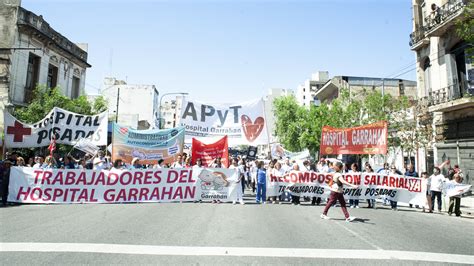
[22,0,417,103]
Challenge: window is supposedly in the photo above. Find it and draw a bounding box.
[423,57,431,96]
[25,53,41,103]
[72,76,80,98]
[47,64,58,89]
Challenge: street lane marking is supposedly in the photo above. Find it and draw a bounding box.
[334,221,383,250]
[1,243,473,264]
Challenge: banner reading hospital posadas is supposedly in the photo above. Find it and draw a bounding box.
[192,136,229,167]
[8,167,239,203]
[320,121,388,155]
[112,124,185,165]
[266,171,428,205]
[179,98,269,145]
[4,107,108,148]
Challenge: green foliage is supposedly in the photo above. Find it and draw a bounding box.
[11,85,108,155]
[13,85,106,123]
[273,89,420,156]
[456,1,474,60]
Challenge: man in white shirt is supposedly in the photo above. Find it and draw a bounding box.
[281,158,292,174]
[430,166,446,212]
[171,154,184,168]
[93,151,107,171]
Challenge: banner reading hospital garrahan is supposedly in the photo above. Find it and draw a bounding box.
[9,167,240,203]
[112,124,185,165]
[4,107,108,148]
[179,98,269,145]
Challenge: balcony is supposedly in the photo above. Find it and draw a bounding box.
[409,0,467,50]
[409,28,429,50]
[16,7,90,66]
[422,81,474,112]
[424,0,467,37]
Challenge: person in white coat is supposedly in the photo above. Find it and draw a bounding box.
[229,158,244,205]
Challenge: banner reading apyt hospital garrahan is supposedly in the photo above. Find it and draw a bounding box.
[320,121,388,155]
[4,107,108,148]
[179,98,269,145]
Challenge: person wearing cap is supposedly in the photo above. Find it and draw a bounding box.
[1,159,13,206]
[130,157,142,169]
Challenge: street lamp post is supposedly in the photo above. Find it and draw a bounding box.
[158,92,188,129]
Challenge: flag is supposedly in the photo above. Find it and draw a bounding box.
[73,138,99,155]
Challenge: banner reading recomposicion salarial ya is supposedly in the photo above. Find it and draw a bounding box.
[179,98,269,145]
[7,167,445,205]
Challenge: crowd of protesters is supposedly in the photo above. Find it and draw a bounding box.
[0,150,468,218]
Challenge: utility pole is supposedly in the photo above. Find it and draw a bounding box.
[115,87,120,123]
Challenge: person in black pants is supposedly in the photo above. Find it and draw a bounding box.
[1,160,12,206]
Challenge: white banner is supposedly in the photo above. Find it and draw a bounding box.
[267,171,427,205]
[74,138,100,155]
[179,98,269,145]
[8,167,239,204]
[444,182,472,197]
[4,107,108,148]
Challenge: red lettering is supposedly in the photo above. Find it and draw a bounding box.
[389,177,396,187]
[89,189,98,202]
[65,171,76,185]
[162,186,173,199]
[167,171,179,183]
[52,189,64,201]
[30,187,42,201]
[173,187,183,199]
[107,172,119,185]
[128,188,139,201]
[76,172,87,185]
[178,170,189,183]
[43,188,52,201]
[153,171,162,184]
[33,170,43,184]
[143,171,153,184]
[77,189,89,202]
[116,189,127,202]
[133,171,144,185]
[139,188,150,201]
[42,171,52,185]
[120,172,132,185]
[104,189,115,202]
[17,186,31,201]
[184,186,195,199]
[94,172,106,186]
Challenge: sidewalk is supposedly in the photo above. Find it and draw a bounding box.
[460,194,474,216]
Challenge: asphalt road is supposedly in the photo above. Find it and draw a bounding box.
[1,193,473,265]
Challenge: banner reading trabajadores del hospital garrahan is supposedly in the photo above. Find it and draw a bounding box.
[179,98,269,145]
[4,107,108,148]
[8,167,240,203]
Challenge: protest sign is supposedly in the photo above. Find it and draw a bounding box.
[191,136,229,167]
[4,107,108,148]
[266,171,426,205]
[320,121,388,155]
[444,182,472,197]
[179,98,269,145]
[112,124,185,165]
[9,167,238,203]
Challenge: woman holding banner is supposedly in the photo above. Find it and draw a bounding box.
[321,162,358,222]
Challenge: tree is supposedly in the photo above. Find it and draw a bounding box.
[456,1,474,60]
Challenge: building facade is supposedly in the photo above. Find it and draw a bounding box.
[101,77,159,130]
[410,0,473,185]
[160,95,184,129]
[0,0,90,131]
[295,71,329,107]
[314,76,417,103]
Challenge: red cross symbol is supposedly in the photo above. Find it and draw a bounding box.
[6,121,32,142]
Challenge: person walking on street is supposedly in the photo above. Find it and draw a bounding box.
[321,162,358,222]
